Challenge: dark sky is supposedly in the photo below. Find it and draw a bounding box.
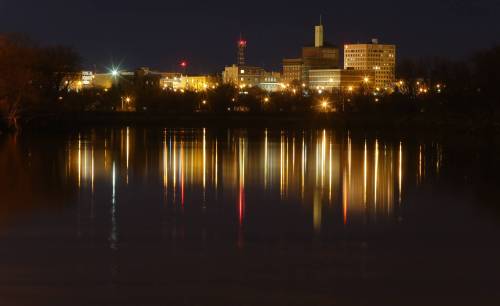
[1,0,499,73]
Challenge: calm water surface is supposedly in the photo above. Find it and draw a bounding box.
[0,128,499,306]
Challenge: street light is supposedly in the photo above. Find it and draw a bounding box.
[321,100,329,112]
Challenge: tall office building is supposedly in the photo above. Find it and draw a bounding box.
[344,39,396,89]
[283,18,339,86]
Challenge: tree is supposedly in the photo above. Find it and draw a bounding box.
[34,45,81,107]
[0,34,37,130]
[0,34,81,130]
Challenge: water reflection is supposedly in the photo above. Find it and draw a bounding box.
[0,128,450,246]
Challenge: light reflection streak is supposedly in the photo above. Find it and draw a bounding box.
[301,135,306,199]
[91,147,95,194]
[203,128,207,205]
[329,142,332,202]
[399,142,403,204]
[78,136,81,188]
[374,139,379,208]
[418,145,423,184]
[343,169,348,225]
[181,142,185,207]
[321,130,326,187]
[126,127,130,185]
[110,161,117,250]
[364,140,368,206]
[238,136,246,248]
[215,139,218,191]
[173,136,177,203]
[163,130,168,201]
[63,129,439,234]
[264,130,268,189]
[280,133,285,198]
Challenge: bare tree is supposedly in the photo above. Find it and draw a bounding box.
[0,34,37,130]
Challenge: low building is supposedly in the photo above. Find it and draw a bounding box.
[222,65,240,85]
[223,64,267,88]
[159,73,182,89]
[160,73,217,91]
[283,58,303,85]
[181,75,217,91]
[259,72,282,92]
[309,69,374,92]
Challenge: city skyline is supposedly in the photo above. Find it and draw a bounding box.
[1,0,499,73]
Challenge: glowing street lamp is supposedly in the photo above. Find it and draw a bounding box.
[111,69,119,77]
[321,100,329,112]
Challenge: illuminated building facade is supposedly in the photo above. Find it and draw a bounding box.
[301,44,340,85]
[259,71,282,92]
[309,68,374,92]
[283,58,303,84]
[223,64,272,89]
[159,73,183,89]
[239,66,266,88]
[222,65,239,85]
[90,74,112,89]
[180,75,217,91]
[344,39,396,89]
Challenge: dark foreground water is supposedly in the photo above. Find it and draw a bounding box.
[0,128,499,306]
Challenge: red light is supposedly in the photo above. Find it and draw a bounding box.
[238,40,247,47]
[180,61,187,68]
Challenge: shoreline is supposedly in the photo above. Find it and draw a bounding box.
[18,111,498,129]
[11,111,498,138]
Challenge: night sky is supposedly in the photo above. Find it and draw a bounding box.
[1,0,499,73]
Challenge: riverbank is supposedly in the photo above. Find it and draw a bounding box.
[16,111,500,133]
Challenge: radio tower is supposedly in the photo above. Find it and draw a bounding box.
[237,34,247,67]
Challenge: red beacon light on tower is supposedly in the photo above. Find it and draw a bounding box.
[180,61,188,68]
[238,40,247,47]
